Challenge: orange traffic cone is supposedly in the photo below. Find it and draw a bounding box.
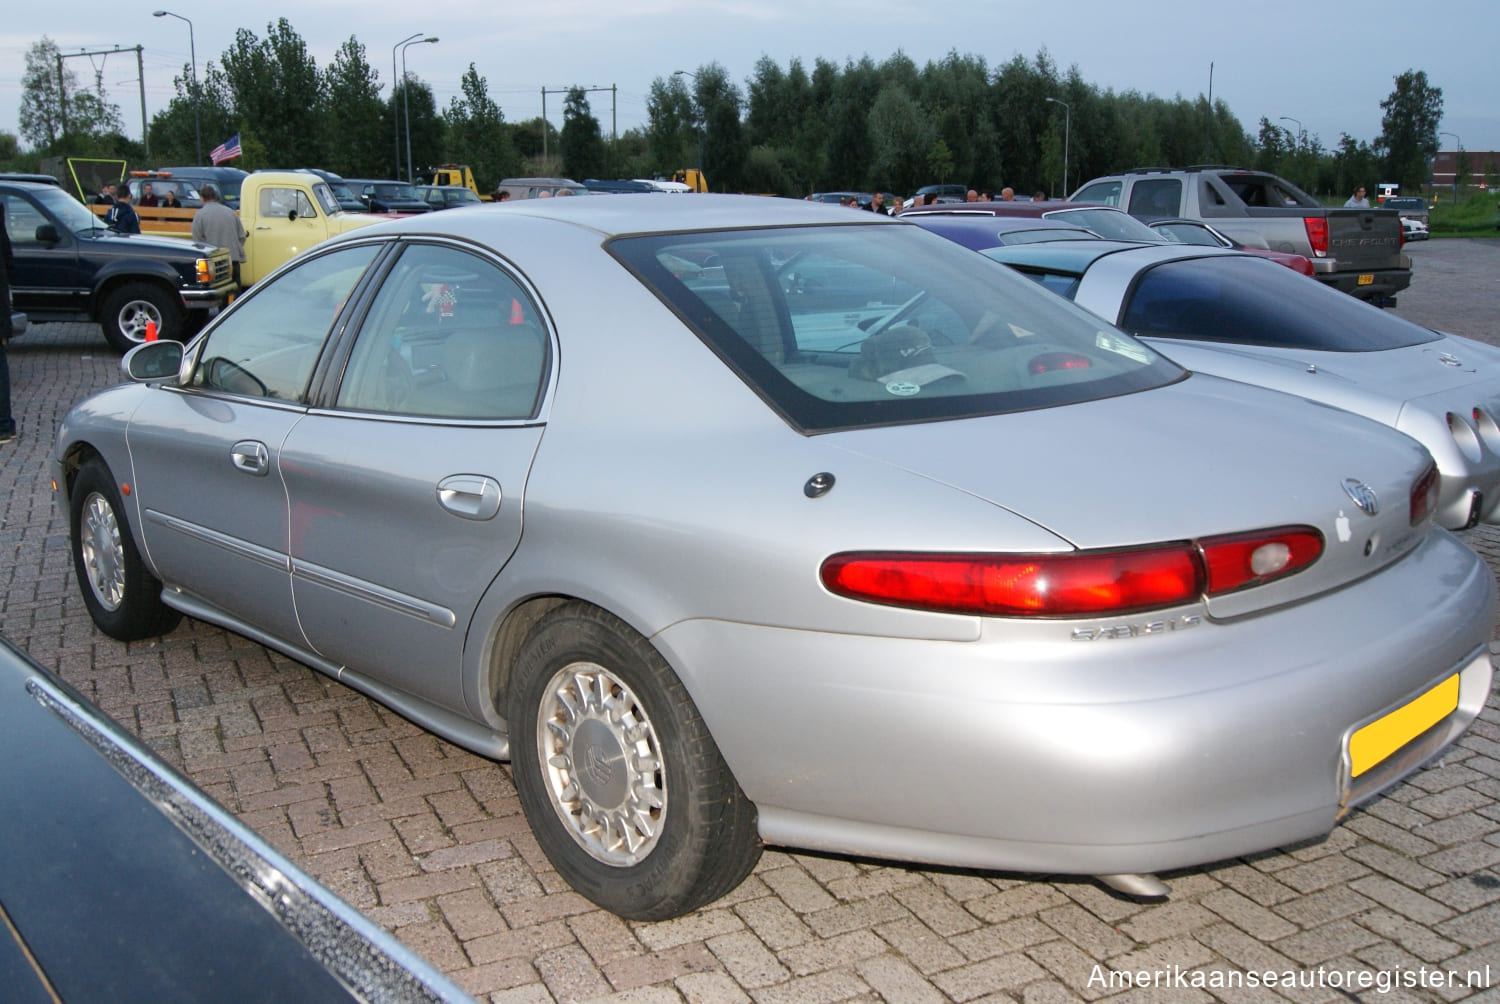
[145,319,157,342]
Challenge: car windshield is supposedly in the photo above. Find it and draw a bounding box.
[1120,255,1442,352]
[1050,208,1162,242]
[374,184,422,200]
[35,186,108,234]
[611,224,1182,433]
[449,189,481,204]
[310,182,341,216]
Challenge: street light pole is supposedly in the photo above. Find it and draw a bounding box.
[401,37,438,184]
[153,10,200,164]
[1045,97,1070,197]
[1441,131,1464,197]
[392,33,421,178]
[672,70,702,180]
[1278,115,1304,148]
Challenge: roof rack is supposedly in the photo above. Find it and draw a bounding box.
[1124,165,1249,174]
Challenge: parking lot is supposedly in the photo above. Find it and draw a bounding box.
[1,238,1498,1003]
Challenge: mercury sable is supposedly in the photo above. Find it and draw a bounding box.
[53,196,1494,919]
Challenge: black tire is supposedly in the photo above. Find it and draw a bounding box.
[100,282,184,354]
[69,458,183,641]
[507,602,761,920]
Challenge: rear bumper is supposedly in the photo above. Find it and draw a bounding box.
[1313,263,1412,301]
[655,528,1494,878]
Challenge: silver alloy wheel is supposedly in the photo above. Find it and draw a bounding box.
[80,491,126,611]
[536,661,667,866]
[116,297,164,343]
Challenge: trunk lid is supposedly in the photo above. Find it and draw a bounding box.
[828,373,1435,619]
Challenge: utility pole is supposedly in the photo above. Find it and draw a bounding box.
[57,46,148,152]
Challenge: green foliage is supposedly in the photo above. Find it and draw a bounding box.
[1429,190,1500,236]
[19,37,124,151]
[443,64,514,191]
[1378,69,1442,191]
[560,86,606,181]
[221,20,327,168]
[325,37,389,178]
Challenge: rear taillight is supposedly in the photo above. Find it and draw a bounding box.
[1410,462,1440,526]
[1198,527,1324,595]
[1304,217,1329,256]
[1028,352,1092,375]
[822,525,1325,618]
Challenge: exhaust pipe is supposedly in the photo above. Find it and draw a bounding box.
[1096,873,1170,898]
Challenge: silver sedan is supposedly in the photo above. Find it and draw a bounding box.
[984,239,1500,530]
[53,197,1495,920]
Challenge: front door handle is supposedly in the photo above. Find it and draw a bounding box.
[436,475,502,521]
[230,440,270,476]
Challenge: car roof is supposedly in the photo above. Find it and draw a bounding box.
[902,199,1080,218]
[909,215,1095,249]
[982,239,1236,274]
[354,192,904,241]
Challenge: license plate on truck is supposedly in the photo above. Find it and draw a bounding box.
[1357,274,1374,286]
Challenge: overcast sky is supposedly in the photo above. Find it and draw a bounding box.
[3,0,1496,176]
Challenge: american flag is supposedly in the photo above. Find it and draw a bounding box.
[209,133,242,165]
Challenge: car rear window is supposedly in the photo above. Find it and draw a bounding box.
[1120,256,1441,351]
[610,224,1182,433]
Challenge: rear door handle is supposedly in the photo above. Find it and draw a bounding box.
[230,440,269,476]
[436,475,502,521]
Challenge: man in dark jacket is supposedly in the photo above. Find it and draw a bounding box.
[105,182,140,234]
[0,199,16,443]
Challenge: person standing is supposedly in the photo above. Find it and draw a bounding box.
[1344,186,1370,208]
[92,181,117,205]
[106,183,140,234]
[191,184,247,285]
[0,199,16,444]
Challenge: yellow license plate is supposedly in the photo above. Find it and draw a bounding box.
[1348,675,1458,777]
[1357,273,1375,286]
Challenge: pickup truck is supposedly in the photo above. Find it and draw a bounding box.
[1070,167,1412,304]
[5,178,235,352]
[90,170,384,289]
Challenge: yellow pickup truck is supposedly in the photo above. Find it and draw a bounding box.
[92,171,383,286]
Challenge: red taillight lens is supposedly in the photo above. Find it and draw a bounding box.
[820,546,1203,617]
[1028,352,1092,375]
[1304,217,1329,256]
[1198,526,1324,595]
[823,527,1328,617]
[1410,462,1440,526]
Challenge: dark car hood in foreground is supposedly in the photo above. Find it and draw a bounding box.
[0,636,472,1004]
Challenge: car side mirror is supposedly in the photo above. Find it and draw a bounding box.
[36,223,60,244]
[121,340,186,382]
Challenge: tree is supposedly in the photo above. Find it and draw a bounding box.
[324,37,388,177]
[1377,69,1442,192]
[683,64,745,192]
[644,75,694,177]
[148,61,235,165]
[221,20,326,169]
[19,37,123,150]
[867,83,930,195]
[442,64,514,191]
[392,77,443,182]
[560,86,606,180]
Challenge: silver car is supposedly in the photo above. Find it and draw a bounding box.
[53,196,1495,920]
[984,239,1500,530]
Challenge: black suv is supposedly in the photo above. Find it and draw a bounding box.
[1,180,236,352]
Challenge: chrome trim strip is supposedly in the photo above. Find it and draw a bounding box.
[292,559,457,629]
[143,510,290,572]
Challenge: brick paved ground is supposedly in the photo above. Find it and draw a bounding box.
[2,241,1499,1002]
